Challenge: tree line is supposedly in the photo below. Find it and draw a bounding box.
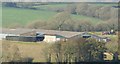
[8,11,118,32]
[3,2,118,21]
[3,2,118,31]
[43,37,107,62]
[25,12,118,32]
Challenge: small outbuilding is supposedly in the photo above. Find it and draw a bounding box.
[43,34,66,43]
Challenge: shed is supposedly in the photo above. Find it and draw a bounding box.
[72,32,108,42]
[43,34,67,43]
[0,28,35,40]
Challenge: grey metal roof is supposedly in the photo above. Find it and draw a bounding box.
[1,28,35,35]
[1,28,83,38]
[1,28,104,39]
[35,29,82,38]
[72,32,104,39]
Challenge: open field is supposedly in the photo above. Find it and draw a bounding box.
[33,3,68,10]
[34,3,117,8]
[2,7,57,27]
[2,7,104,27]
[14,42,47,62]
[1,40,48,62]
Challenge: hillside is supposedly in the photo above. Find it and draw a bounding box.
[2,7,104,28]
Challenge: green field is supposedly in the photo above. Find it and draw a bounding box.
[2,2,117,28]
[2,7,57,27]
[2,7,104,27]
[33,3,68,10]
[34,3,117,8]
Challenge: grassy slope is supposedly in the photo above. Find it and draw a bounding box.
[2,7,104,27]
[92,3,118,6]
[2,3,117,27]
[0,4,2,27]
[2,7,57,27]
[72,14,103,24]
[33,3,68,9]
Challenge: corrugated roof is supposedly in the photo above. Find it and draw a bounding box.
[1,28,105,39]
[71,32,104,39]
[35,29,83,38]
[1,28,83,38]
[1,28,35,35]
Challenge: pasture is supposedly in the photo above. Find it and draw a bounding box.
[1,40,48,62]
[2,6,104,28]
[2,7,57,27]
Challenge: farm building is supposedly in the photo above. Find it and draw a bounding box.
[1,28,82,42]
[1,28,109,43]
[72,32,109,42]
[0,28,27,40]
[6,35,44,42]
[103,52,114,61]
[43,34,66,43]
[0,28,37,41]
[34,29,82,43]
[22,29,109,43]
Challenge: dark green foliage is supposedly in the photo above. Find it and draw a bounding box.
[3,2,17,7]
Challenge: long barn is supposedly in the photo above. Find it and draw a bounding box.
[1,28,109,43]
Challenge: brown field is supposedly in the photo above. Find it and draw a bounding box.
[1,40,48,62]
[0,40,2,59]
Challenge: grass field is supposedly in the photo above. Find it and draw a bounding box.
[1,40,48,62]
[34,3,117,9]
[2,2,117,28]
[2,7,57,27]
[2,7,104,27]
[33,3,68,10]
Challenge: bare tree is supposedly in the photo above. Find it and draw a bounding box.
[26,20,47,29]
[2,41,22,62]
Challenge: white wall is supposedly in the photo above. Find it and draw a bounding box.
[43,35,57,43]
[0,34,19,40]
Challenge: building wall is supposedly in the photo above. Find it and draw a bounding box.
[43,35,57,43]
[103,52,113,61]
[0,34,19,40]
[43,35,65,43]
